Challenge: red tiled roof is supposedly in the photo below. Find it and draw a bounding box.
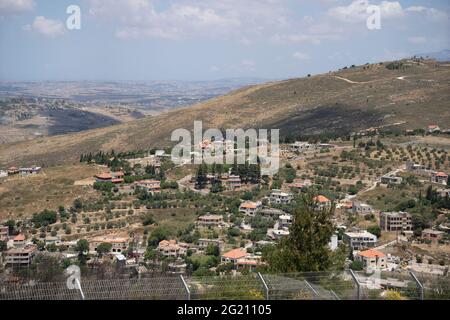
[222,248,247,260]
[95,173,112,180]
[357,249,386,259]
[13,234,25,241]
[314,195,330,203]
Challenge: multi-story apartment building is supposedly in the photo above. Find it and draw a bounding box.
[343,231,377,250]
[380,211,412,232]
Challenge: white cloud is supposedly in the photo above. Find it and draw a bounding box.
[24,16,65,38]
[406,6,448,23]
[292,52,310,60]
[328,0,403,23]
[87,0,288,40]
[0,0,34,15]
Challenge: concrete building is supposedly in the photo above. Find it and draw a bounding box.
[19,166,41,177]
[381,175,403,185]
[380,211,412,232]
[158,240,186,258]
[279,214,293,229]
[134,179,161,194]
[314,195,332,209]
[197,214,224,228]
[198,239,223,251]
[239,201,262,216]
[89,235,129,254]
[0,225,8,240]
[422,229,445,243]
[352,202,374,215]
[355,249,387,271]
[5,245,38,267]
[269,189,293,204]
[343,231,377,250]
[430,172,449,185]
[221,248,247,264]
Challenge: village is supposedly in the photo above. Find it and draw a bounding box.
[0,124,449,298]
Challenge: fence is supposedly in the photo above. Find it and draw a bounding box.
[0,270,448,300]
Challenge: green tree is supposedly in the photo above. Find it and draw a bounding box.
[263,193,335,272]
[0,240,7,252]
[367,225,381,238]
[96,243,112,257]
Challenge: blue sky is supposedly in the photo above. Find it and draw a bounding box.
[0,0,449,81]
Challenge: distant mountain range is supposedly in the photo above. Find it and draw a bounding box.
[415,49,450,62]
[1,59,449,167]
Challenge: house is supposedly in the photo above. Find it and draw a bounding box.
[0,225,9,240]
[355,249,387,271]
[221,248,247,264]
[279,214,293,229]
[269,189,293,204]
[225,175,242,190]
[0,170,8,178]
[198,238,223,251]
[89,235,129,254]
[95,172,125,184]
[422,229,445,243]
[7,166,19,175]
[329,234,338,251]
[351,202,374,215]
[158,240,186,258]
[427,124,441,134]
[197,214,224,228]
[381,175,403,185]
[258,208,286,219]
[314,195,332,209]
[437,188,450,198]
[236,256,263,272]
[268,229,290,240]
[167,261,188,274]
[343,231,377,250]
[19,166,41,177]
[5,244,38,267]
[286,179,312,191]
[405,161,428,175]
[239,201,262,216]
[380,211,412,232]
[135,179,161,194]
[45,236,61,246]
[290,141,314,152]
[430,172,449,185]
[13,234,26,247]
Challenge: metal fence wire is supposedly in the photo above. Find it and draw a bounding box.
[0,271,449,300]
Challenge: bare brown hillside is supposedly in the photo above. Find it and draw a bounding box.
[1,59,449,167]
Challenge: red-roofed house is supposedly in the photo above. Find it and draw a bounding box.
[314,195,332,209]
[239,201,262,216]
[355,249,387,271]
[427,124,441,134]
[221,248,247,264]
[13,234,26,247]
[431,171,449,185]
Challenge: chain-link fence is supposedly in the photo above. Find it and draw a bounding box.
[0,271,449,300]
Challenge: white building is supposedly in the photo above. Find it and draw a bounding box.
[343,231,377,250]
[239,201,262,216]
[270,189,293,204]
[352,202,374,215]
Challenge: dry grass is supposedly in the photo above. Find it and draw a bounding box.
[0,164,102,221]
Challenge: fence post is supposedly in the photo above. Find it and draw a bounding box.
[180,275,191,300]
[75,278,85,300]
[349,269,361,300]
[257,273,269,300]
[409,271,424,300]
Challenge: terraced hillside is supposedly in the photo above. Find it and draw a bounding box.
[0,59,449,167]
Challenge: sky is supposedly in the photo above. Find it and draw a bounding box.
[0,0,449,81]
